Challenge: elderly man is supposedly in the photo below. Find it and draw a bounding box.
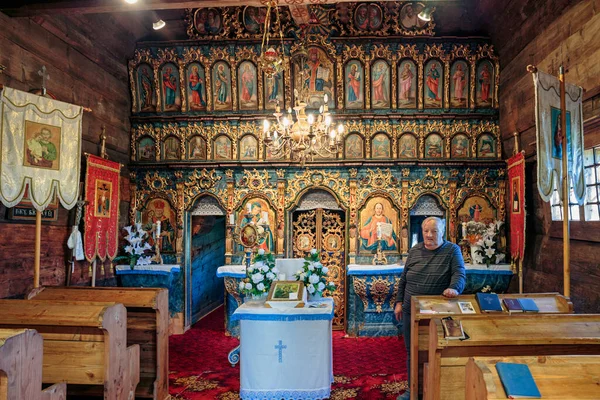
[394,216,466,400]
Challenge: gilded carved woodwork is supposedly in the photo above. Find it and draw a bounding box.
[233,169,279,209]
[356,168,402,207]
[370,276,393,313]
[352,276,368,311]
[406,168,451,209]
[224,277,243,307]
[285,169,350,209]
[182,169,225,210]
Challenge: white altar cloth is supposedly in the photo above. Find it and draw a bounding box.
[216,259,307,280]
[115,264,180,275]
[232,298,334,400]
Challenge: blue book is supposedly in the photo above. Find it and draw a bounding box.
[518,298,540,312]
[496,362,541,398]
[475,292,503,312]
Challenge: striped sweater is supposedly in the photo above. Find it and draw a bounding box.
[396,240,466,313]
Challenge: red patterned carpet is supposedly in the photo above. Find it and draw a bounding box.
[169,306,408,399]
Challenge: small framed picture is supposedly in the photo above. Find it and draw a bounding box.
[267,281,304,302]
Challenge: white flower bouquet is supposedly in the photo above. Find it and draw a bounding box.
[238,249,278,297]
[472,220,505,266]
[294,248,336,297]
[114,224,153,269]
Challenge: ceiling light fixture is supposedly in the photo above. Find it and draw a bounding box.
[153,19,166,30]
[124,0,138,4]
[418,7,433,22]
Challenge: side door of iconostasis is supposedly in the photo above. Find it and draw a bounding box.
[292,209,345,330]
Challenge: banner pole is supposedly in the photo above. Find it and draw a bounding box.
[559,65,570,298]
[34,210,42,288]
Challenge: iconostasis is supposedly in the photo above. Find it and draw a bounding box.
[128,1,505,266]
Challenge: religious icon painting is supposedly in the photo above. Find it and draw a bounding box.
[424,59,443,108]
[296,233,313,253]
[324,233,342,252]
[136,63,156,112]
[186,63,207,111]
[188,136,207,160]
[457,195,496,226]
[550,107,572,160]
[137,136,156,162]
[425,133,444,158]
[264,144,284,161]
[239,135,258,161]
[294,47,335,109]
[212,61,232,111]
[398,59,417,109]
[160,62,181,112]
[451,133,469,158]
[354,3,383,31]
[476,59,494,108]
[371,60,390,109]
[213,135,232,160]
[239,198,275,252]
[94,179,112,218]
[358,196,398,253]
[243,6,267,34]
[193,8,222,35]
[238,61,258,110]
[23,121,61,170]
[345,133,364,159]
[163,136,181,160]
[477,133,496,158]
[450,60,469,108]
[345,60,364,109]
[400,2,427,30]
[240,224,259,248]
[142,198,177,253]
[371,133,391,159]
[398,133,418,159]
[264,71,284,110]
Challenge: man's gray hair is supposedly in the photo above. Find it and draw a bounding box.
[421,216,446,234]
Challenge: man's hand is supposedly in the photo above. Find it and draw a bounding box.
[394,302,402,321]
[442,288,459,298]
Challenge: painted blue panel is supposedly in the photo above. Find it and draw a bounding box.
[191,216,226,324]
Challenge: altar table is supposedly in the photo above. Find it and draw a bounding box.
[232,298,334,400]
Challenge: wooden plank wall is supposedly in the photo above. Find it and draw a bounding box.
[0,12,143,297]
[477,0,600,312]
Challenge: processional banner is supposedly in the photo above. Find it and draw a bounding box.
[84,154,121,261]
[532,71,585,204]
[507,152,525,261]
[0,87,82,210]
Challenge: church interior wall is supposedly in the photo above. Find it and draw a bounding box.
[0,12,137,297]
[486,0,600,313]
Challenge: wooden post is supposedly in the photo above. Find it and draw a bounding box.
[559,65,570,298]
[34,210,42,288]
[513,131,524,294]
[91,259,97,287]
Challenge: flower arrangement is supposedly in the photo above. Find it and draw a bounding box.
[469,220,505,266]
[294,249,336,298]
[238,249,278,297]
[114,224,153,269]
[462,221,488,246]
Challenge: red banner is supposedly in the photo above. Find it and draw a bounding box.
[84,154,121,261]
[507,152,526,261]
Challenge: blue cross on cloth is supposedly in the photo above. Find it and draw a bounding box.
[274,340,287,363]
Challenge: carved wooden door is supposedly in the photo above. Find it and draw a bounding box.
[292,208,345,330]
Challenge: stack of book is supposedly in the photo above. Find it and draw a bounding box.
[476,293,541,313]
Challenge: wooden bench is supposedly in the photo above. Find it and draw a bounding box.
[28,286,169,400]
[425,314,600,400]
[0,328,66,400]
[0,300,139,400]
[409,293,572,400]
[466,355,600,399]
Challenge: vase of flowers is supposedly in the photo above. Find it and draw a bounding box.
[238,249,278,304]
[114,224,153,270]
[464,220,505,267]
[295,249,336,301]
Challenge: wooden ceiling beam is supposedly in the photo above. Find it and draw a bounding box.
[2,0,459,17]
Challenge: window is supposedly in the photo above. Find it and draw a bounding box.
[550,145,600,222]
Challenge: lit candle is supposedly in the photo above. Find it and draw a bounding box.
[229,214,234,225]
[462,222,467,238]
[247,203,252,213]
[262,211,269,224]
[376,223,382,240]
[156,220,161,238]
